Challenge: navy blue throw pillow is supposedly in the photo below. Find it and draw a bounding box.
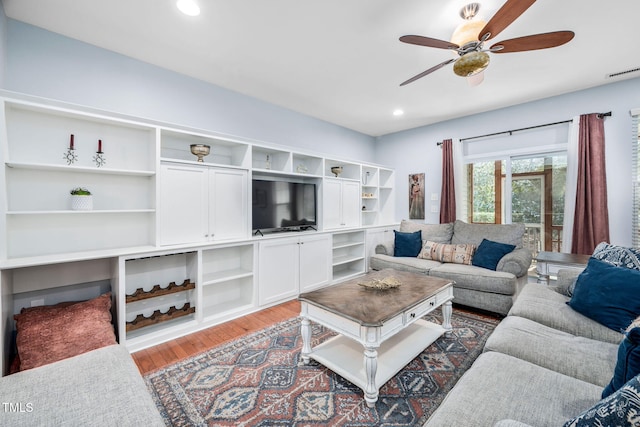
[602,327,640,398]
[393,230,422,257]
[568,258,640,332]
[471,238,515,271]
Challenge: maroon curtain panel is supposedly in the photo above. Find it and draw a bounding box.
[439,139,456,224]
[571,113,610,254]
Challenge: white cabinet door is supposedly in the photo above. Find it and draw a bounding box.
[159,164,208,245]
[298,234,331,293]
[259,238,300,305]
[323,178,361,230]
[342,180,361,228]
[323,178,343,229]
[209,168,248,241]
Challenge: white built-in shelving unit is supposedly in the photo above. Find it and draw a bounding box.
[331,230,366,282]
[0,92,397,371]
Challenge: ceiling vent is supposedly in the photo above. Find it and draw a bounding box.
[607,67,640,79]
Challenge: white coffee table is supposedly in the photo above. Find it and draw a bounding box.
[299,269,453,407]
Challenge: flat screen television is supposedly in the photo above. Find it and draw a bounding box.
[252,179,317,233]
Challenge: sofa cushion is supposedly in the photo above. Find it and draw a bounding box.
[369,253,441,274]
[418,241,475,265]
[485,316,617,387]
[602,327,640,398]
[424,352,603,427]
[472,239,516,271]
[568,258,640,332]
[14,293,117,371]
[0,344,165,427]
[592,241,640,270]
[393,230,422,257]
[451,220,525,248]
[563,373,640,427]
[429,263,516,295]
[399,220,453,243]
[509,283,624,344]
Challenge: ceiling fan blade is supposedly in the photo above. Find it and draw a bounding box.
[399,35,459,50]
[479,0,536,41]
[490,31,575,53]
[400,59,456,86]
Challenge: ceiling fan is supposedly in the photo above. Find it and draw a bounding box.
[399,0,574,86]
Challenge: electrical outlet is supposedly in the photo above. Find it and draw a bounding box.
[431,205,439,213]
[31,299,45,307]
[431,193,439,201]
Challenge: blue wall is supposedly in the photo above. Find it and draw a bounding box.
[3,11,639,247]
[3,19,376,163]
[376,77,640,246]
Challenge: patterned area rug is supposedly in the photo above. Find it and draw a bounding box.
[144,310,499,426]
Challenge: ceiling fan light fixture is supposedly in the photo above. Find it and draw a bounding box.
[453,51,490,77]
[176,0,200,16]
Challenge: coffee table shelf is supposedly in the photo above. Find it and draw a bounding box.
[310,319,445,393]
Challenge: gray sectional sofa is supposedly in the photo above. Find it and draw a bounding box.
[0,344,165,426]
[424,269,625,426]
[370,220,532,315]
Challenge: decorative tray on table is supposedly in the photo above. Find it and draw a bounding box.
[358,276,402,290]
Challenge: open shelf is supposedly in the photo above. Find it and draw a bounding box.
[331,230,365,281]
[160,128,250,168]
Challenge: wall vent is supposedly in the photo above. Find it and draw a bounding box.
[607,67,640,78]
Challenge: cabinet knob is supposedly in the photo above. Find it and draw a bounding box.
[430,301,435,306]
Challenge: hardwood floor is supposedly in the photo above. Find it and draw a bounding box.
[132,299,301,375]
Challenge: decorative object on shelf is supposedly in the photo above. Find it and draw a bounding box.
[93,139,106,167]
[125,279,195,303]
[363,171,370,185]
[63,134,78,165]
[265,155,271,170]
[126,303,195,332]
[296,164,308,174]
[70,187,93,211]
[331,166,343,177]
[358,276,402,290]
[190,144,210,162]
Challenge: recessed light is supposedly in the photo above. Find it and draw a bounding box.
[393,109,404,116]
[177,0,200,16]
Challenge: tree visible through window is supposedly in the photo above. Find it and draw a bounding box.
[467,154,567,252]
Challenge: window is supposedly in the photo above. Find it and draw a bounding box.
[466,153,567,254]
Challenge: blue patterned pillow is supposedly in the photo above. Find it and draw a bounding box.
[592,242,640,271]
[563,373,640,426]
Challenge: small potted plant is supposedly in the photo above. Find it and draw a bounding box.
[70,187,93,211]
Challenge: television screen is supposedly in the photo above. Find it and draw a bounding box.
[252,180,317,232]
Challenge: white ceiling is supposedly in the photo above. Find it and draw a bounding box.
[4,0,640,136]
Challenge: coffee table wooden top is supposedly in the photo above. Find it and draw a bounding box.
[298,269,452,327]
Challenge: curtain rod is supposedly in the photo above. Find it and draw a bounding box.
[436,111,612,146]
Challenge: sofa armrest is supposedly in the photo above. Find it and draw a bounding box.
[375,240,394,256]
[496,247,532,277]
[550,268,583,296]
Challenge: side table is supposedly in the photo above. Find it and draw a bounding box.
[536,251,590,285]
